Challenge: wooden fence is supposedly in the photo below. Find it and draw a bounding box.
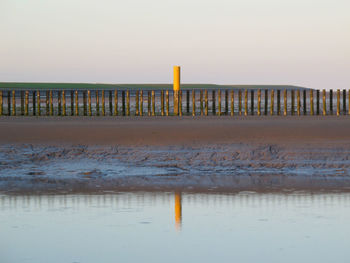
[0,89,349,116]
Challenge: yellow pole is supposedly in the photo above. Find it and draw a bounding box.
[173,66,180,115]
[283,90,287,116]
[270,90,274,115]
[322,89,326,116]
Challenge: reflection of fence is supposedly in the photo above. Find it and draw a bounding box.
[0,89,349,116]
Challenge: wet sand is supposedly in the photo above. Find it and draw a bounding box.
[0,116,350,146]
[1,116,350,193]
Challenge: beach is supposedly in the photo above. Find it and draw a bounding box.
[1,116,350,193]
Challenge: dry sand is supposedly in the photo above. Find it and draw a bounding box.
[1,116,350,193]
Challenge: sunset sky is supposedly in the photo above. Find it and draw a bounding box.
[1,0,349,90]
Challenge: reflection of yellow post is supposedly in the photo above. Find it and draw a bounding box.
[173,66,180,115]
[175,192,182,230]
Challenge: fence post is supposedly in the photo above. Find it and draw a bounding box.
[205,90,208,116]
[329,89,333,115]
[109,90,113,116]
[270,90,274,115]
[147,91,151,116]
[231,90,234,116]
[283,90,287,116]
[139,90,143,116]
[297,90,300,116]
[114,90,118,116]
[75,90,80,116]
[101,90,105,116]
[161,90,164,116]
[96,90,100,116]
[57,91,60,116]
[122,90,126,116]
[343,89,346,115]
[62,90,66,116]
[136,90,140,116]
[0,91,2,116]
[250,90,254,115]
[7,91,11,116]
[127,90,130,116]
[200,90,203,116]
[45,91,49,116]
[303,90,306,115]
[102,90,105,116]
[12,90,16,116]
[192,90,196,116]
[257,89,261,116]
[166,90,169,116]
[337,89,340,116]
[25,91,29,116]
[88,90,92,116]
[238,90,242,115]
[83,91,87,116]
[212,90,216,115]
[264,90,268,115]
[179,90,182,116]
[218,90,221,116]
[225,90,228,115]
[151,90,155,116]
[244,89,248,116]
[316,90,320,115]
[322,89,326,116]
[291,90,295,115]
[186,90,190,114]
[21,91,25,116]
[277,90,280,115]
[71,90,74,116]
[310,90,314,116]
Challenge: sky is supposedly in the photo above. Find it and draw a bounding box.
[0,0,349,90]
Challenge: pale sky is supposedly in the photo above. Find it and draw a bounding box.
[0,0,349,89]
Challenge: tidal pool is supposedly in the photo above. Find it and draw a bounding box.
[1,192,350,263]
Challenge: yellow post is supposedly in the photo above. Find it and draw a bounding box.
[25,91,29,116]
[175,192,182,231]
[151,90,155,116]
[173,66,180,115]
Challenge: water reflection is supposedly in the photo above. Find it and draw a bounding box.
[2,192,350,263]
[175,192,182,230]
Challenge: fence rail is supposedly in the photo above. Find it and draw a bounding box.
[0,89,348,117]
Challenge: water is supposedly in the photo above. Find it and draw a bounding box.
[1,192,350,263]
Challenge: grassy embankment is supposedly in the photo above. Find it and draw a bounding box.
[0,83,307,90]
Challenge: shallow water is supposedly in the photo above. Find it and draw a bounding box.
[1,192,350,263]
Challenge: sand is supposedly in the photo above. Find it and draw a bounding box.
[1,116,350,193]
